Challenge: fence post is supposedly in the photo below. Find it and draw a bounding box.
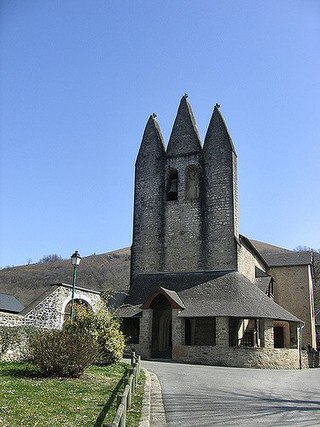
[131,350,136,367]
[128,374,133,408]
[137,355,141,376]
[117,394,126,427]
[108,352,142,427]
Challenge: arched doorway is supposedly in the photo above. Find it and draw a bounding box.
[150,294,172,358]
[64,298,93,322]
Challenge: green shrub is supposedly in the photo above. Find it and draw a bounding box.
[64,307,126,365]
[28,328,98,377]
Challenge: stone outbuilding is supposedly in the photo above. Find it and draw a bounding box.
[0,283,103,330]
[118,96,317,369]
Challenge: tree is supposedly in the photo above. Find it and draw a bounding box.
[38,254,63,263]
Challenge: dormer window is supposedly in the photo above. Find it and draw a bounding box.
[167,169,178,201]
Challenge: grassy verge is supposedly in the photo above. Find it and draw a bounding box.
[0,361,145,427]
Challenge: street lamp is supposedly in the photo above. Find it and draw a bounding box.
[70,250,81,321]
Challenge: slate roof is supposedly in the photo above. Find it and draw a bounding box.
[248,239,292,254]
[246,237,313,267]
[119,271,300,322]
[141,287,186,309]
[0,293,24,313]
[255,277,272,294]
[263,252,312,267]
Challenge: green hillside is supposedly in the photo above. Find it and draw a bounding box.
[0,248,131,307]
[0,246,318,312]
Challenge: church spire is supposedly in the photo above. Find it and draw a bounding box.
[203,104,236,155]
[136,113,165,165]
[166,95,202,156]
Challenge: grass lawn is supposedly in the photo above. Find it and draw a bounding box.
[0,361,145,427]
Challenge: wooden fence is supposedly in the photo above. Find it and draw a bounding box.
[104,351,141,427]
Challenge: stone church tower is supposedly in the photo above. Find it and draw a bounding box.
[131,95,239,281]
[121,96,312,368]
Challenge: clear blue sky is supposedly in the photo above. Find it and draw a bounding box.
[1,0,319,267]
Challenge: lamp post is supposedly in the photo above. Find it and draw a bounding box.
[70,250,81,321]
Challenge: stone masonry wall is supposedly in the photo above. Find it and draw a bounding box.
[203,125,238,270]
[126,309,153,359]
[172,344,301,369]
[238,244,267,282]
[172,316,300,369]
[22,286,103,329]
[164,153,203,271]
[130,117,165,279]
[0,286,103,360]
[0,312,23,327]
[270,265,316,348]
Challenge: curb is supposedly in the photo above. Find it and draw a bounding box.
[139,369,166,427]
[139,368,151,427]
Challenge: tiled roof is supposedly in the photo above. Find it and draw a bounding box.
[0,293,24,313]
[122,271,300,322]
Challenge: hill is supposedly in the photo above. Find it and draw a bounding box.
[0,245,319,312]
[0,248,131,307]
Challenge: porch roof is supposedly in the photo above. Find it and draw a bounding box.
[119,271,301,322]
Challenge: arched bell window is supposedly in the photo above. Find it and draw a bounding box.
[166,169,178,201]
[185,165,199,200]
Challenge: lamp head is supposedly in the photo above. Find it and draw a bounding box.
[71,250,81,266]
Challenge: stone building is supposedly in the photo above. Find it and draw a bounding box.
[119,96,316,368]
[0,284,102,330]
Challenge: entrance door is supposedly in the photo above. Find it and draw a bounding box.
[151,295,172,358]
[274,326,284,348]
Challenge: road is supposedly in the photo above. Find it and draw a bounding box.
[142,360,320,426]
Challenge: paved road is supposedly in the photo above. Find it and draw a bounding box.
[142,360,320,426]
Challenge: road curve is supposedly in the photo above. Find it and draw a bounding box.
[142,360,320,427]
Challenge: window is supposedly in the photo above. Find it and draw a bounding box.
[185,165,199,200]
[166,169,178,201]
[229,318,262,347]
[185,317,216,346]
[121,318,140,344]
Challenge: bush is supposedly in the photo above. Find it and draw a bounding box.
[28,328,98,377]
[64,307,125,365]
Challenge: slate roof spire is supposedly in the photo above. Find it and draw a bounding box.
[136,113,165,165]
[204,104,236,155]
[166,95,202,156]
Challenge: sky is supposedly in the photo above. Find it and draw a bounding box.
[0,0,319,268]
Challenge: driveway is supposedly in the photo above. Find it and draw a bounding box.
[142,360,320,426]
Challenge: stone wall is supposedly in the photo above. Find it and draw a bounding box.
[0,312,23,327]
[238,244,267,282]
[21,286,103,329]
[172,344,301,369]
[270,264,316,348]
[131,116,165,279]
[0,285,103,360]
[203,108,238,271]
[164,153,204,271]
[128,309,152,359]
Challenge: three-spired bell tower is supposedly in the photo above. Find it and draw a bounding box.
[130,96,239,284]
